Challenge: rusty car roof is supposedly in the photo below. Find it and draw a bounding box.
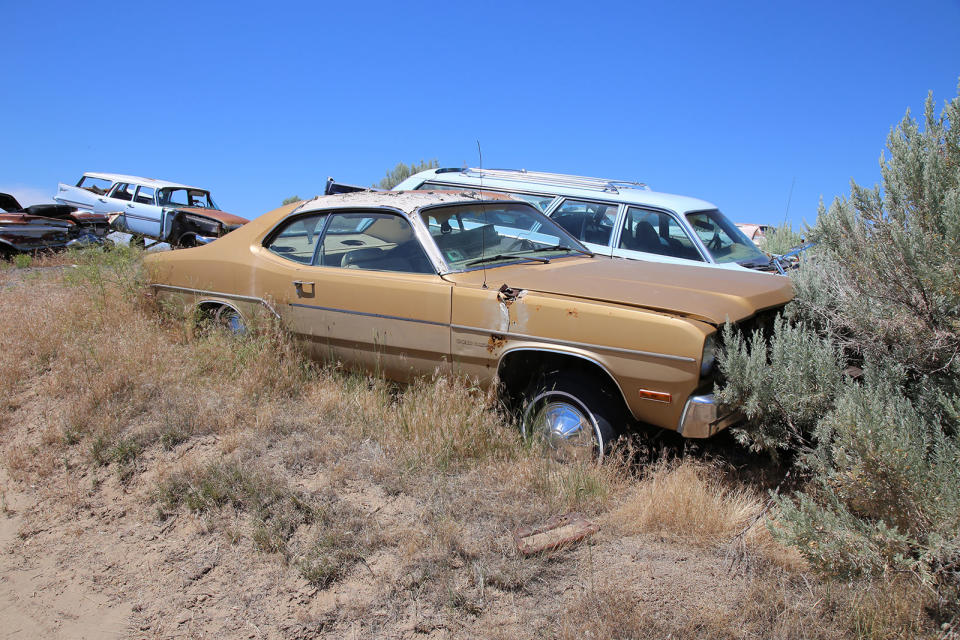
[287,189,500,218]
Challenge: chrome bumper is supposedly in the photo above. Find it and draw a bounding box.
[677,394,742,438]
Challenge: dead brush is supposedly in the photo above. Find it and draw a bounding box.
[608,458,767,546]
[337,372,521,473]
[553,583,738,640]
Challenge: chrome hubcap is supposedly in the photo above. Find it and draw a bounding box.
[527,398,598,463]
[215,307,246,335]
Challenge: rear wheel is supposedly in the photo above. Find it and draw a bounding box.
[215,305,245,334]
[520,370,624,462]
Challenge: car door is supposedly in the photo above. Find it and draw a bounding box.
[124,185,164,239]
[546,198,620,256]
[101,183,149,235]
[259,209,452,380]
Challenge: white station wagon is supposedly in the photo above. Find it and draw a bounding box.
[393,168,778,273]
[55,172,248,247]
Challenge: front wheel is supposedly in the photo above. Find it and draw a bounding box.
[520,370,624,462]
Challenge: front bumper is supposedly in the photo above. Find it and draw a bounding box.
[677,394,742,438]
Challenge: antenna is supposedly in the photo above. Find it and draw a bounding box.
[477,140,487,289]
[782,177,796,227]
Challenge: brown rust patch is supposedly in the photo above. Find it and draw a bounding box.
[487,334,507,353]
[566,308,579,318]
[497,284,526,307]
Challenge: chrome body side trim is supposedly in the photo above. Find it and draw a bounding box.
[453,324,695,362]
[148,284,280,318]
[288,303,448,327]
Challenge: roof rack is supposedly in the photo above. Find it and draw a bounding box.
[454,168,649,194]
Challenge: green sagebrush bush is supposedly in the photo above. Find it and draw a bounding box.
[717,84,960,605]
[762,221,806,256]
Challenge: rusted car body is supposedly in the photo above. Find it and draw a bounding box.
[0,192,109,255]
[145,191,793,458]
[54,172,248,247]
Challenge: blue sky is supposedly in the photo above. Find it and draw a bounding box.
[3,0,959,227]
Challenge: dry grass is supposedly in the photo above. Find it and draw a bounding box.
[608,459,763,540]
[0,246,945,639]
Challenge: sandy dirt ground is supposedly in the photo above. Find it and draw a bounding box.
[0,435,764,640]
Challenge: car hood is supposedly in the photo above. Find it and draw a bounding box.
[172,207,249,227]
[445,256,794,325]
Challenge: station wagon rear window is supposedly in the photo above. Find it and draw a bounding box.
[76,176,114,195]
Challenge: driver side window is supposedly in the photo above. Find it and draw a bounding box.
[619,207,703,261]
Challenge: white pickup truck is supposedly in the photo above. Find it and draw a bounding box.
[55,172,248,247]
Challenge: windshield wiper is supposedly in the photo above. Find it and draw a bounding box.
[526,244,594,257]
[465,254,551,267]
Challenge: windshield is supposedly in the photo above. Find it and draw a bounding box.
[158,188,219,210]
[685,209,768,264]
[417,202,589,270]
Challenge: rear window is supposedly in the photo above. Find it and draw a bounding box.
[76,176,114,195]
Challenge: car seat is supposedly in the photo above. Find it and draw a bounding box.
[634,221,663,253]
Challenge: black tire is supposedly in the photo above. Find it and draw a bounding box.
[175,233,199,249]
[520,369,625,462]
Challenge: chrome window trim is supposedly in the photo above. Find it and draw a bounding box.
[452,324,695,362]
[260,205,449,275]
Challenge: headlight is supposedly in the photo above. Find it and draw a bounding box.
[700,334,716,377]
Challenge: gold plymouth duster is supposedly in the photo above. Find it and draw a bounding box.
[145,191,793,460]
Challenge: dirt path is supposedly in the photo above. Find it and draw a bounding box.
[0,469,132,639]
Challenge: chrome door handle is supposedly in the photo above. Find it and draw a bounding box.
[98,198,107,202]
[127,203,135,208]
[293,280,315,297]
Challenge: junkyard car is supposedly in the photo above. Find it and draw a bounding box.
[54,172,248,247]
[0,192,109,256]
[145,191,793,459]
[393,168,780,273]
